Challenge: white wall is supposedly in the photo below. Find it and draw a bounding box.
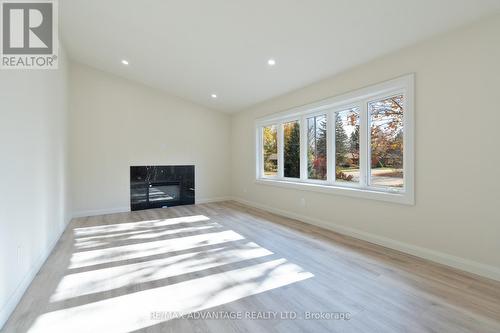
[230,15,500,280]
[0,50,70,327]
[69,63,231,216]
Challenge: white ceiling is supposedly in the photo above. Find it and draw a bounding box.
[60,0,500,112]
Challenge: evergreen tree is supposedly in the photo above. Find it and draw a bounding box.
[284,122,300,178]
[335,114,349,166]
[317,118,327,157]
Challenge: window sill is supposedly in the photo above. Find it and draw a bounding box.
[255,178,414,205]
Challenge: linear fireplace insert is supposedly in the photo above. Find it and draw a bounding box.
[130,165,194,211]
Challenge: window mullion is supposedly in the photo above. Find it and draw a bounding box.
[359,102,368,187]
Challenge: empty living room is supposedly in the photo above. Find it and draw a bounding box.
[1,1,500,332]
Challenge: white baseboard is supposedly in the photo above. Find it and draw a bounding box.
[72,206,130,218]
[231,197,500,282]
[71,197,232,218]
[0,219,70,330]
[196,196,233,204]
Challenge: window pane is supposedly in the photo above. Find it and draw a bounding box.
[263,125,278,176]
[307,115,327,180]
[369,95,404,188]
[335,108,359,183]
[284,120,300,178]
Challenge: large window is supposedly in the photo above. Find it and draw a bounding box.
[256,75,414,204]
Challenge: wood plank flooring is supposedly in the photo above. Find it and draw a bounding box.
[2,201,500,332]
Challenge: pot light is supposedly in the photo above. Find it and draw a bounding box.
[211,94,217,99]
[121,59,129,65]
[267,58,276,66]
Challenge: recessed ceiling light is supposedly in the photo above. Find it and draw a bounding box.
[211,94,217,99]
[267,58,276,66]
[121,59,129,65]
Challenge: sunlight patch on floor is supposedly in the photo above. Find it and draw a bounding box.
[51,241,273,302]
[69,230,245,269]
[29,259,313,333]
[75,223,220,250]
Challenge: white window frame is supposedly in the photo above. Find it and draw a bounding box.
[255,74,415,205]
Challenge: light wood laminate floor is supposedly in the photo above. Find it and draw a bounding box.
[2,201,500,332]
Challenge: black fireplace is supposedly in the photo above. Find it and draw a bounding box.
[130,165,195,211]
